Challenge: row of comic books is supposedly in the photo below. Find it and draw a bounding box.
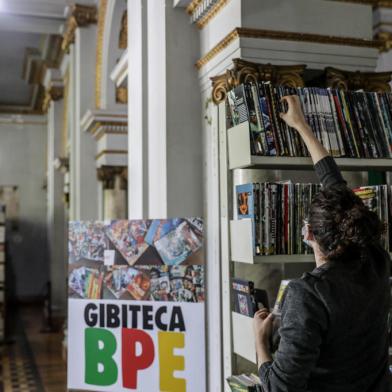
[226,82,392,158]
[69,264,204,302]
[236,182,390,255]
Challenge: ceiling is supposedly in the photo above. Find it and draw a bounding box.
[0,0,96,114]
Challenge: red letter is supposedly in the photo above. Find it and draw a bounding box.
[122,329,155,389]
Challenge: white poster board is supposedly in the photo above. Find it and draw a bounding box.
[67,219,206,392]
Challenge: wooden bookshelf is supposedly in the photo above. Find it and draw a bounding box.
[228,122,392,171]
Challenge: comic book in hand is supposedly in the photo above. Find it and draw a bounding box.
[272,279,291,316]
[232,278,257,317]
[226,374,262,392]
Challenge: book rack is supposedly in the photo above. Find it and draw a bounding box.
[219,102,392,373]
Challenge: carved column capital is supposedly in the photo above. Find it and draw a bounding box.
[325,66,392,92]
[210,58,306,104]
[97,165,127,190]
[375,31,392,53]
[62,4,98,52]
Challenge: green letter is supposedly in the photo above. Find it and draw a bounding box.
[85,328,117,386]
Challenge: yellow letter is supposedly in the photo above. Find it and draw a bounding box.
[158,331,186,392]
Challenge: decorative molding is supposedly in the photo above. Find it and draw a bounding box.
[97,165,127,190]
[325,67,392,92]
[196,28,383,70]
[95,0,108,109]
[186,0,228,28]
[42,85,64,113]
[81,109,128,137]
[119,10,127,49]
[61,4,98,52]
[95,150,128,161]
[196,0,229,29]
[186,0,203,15]
[210,58,306,104]
[116,87,128,104]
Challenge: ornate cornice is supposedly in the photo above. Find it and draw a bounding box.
[186,0,203,15]
[196,28,383,70]
[119,10,127,49]
[197,0,229,29]
[97,165,127,190]
[62,4,98,52]
[95,0,108,109]
[95,150,128,161]
[42,85,64,113]
[210,58,306,104]
[325,66,392,92]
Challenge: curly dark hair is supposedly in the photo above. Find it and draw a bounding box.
[308,185,384,261]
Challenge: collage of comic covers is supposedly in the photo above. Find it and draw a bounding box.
[68,218,204,303]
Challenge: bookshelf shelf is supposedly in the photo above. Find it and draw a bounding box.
[228,122,392,171]
[232,312,256,364]
[230,219,315,264]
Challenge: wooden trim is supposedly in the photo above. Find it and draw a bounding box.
[196,27,382,70]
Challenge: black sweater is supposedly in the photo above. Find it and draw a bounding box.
[258,156,391,392]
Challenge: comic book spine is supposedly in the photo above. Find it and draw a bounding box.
[264,183,271,255]
[270,184,278,255]
[338,89,361,158]
[322,89,340,156]
[364,92,388,158]
[265,83,285,156]
[258,81,278,156]
[251,83,268,155]
[329,88,352,157]
[243,84,259,155]
[373,92,392,158]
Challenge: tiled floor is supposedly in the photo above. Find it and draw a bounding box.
[1,305,66,392]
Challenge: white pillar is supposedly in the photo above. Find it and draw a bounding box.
[73,25,99,220]
[127,0,203,219]
[47,98,67,315]
[127,0,149,219]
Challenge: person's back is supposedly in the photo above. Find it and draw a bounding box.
[300,245,390,391]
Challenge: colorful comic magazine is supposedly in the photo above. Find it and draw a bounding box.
[154,221,202,265]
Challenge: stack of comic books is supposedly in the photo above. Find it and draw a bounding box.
[236,182,391,255]
[227,82,392,158]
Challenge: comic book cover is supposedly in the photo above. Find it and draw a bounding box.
[105,220,149,265]
[154,221,202,265]
[145,219,182,245]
